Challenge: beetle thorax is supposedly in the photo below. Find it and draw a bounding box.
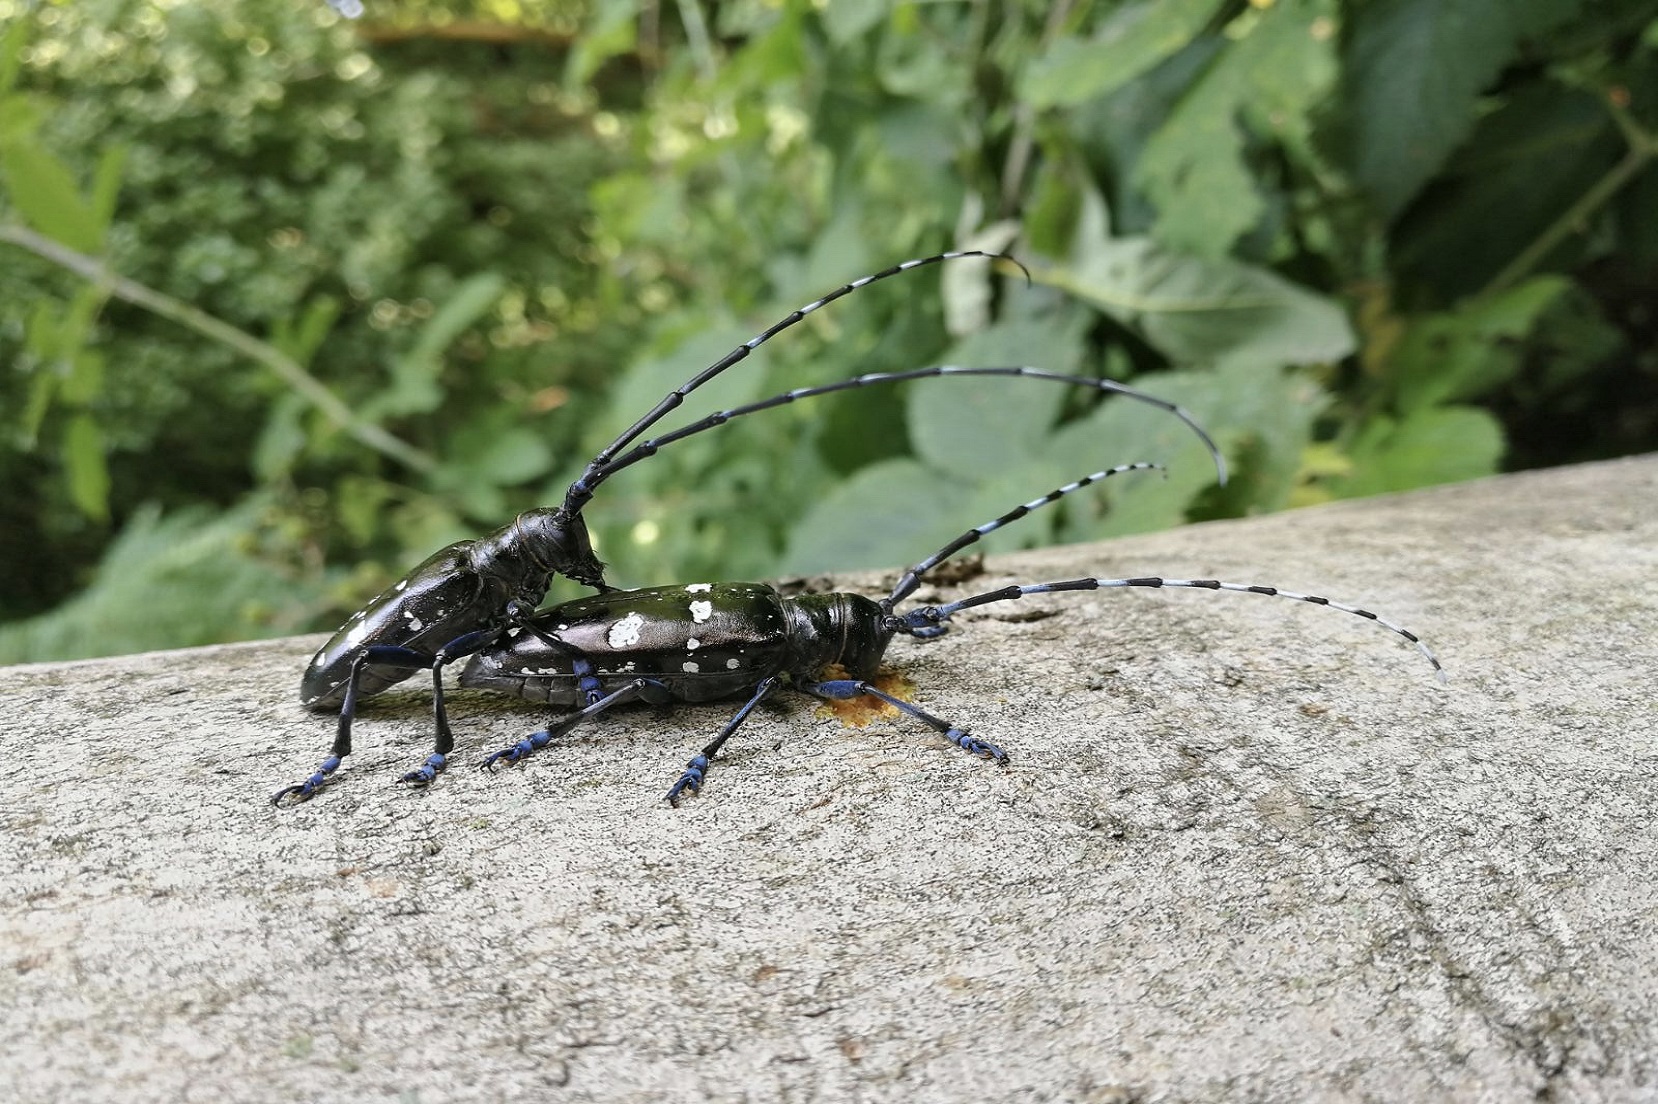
[782,592,895,680]
[468,508,606,606]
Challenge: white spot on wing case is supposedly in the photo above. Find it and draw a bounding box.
[608,611,646,648]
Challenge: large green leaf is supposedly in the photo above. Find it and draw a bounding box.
[1048,360,1323,541]
[1390,85,1619,299]
[0,127,104,253]
[1044,237,1355,367]
[906,317,1085,480]
[780,457,971,576]
[1340,0,1584,218]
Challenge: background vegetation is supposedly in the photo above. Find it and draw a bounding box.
[2,0,1655,661]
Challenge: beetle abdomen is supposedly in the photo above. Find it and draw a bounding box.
[459,583,793,706]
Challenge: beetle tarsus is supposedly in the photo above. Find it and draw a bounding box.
[947,729,1009,765]
[271,755,342,806]
[397,753,449,788]
[667,754,710,806]
[481,730,552,772]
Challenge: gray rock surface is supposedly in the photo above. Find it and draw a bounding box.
[3,456,1655,1102]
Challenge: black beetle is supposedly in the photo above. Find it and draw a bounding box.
[278,252,1228,804]
[440,461,1441,804]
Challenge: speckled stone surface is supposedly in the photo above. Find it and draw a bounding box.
[3,456,1655,1102]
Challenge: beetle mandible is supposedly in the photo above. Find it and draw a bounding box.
[449,460,1442,804]
[278,246,1242,804]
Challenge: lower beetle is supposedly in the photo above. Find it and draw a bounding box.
[278,362,1227,803]
[444,461,1442,804]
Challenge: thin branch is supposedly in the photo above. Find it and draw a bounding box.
[675,0,717,83]
[0,223,436,473]
[1000,0,1076,216]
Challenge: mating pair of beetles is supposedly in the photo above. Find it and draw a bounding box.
[275,252,1441,807]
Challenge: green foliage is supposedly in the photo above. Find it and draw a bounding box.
[2,0,1656,661]
[0,499,325,663]
[0,0,633,636]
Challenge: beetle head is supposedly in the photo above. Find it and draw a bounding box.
[516,507,607,590]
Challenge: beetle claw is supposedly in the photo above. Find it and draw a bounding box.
[270,783,310,807]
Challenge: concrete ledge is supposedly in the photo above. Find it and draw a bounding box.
[3,456,1655,1101]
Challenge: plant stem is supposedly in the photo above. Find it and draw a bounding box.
[0,223,436,474]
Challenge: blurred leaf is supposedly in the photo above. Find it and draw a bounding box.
[941,219,1020,336]
[1339,0,1584,218]
[456,425,555,487]
[62,413,110,522]
[0,125,103,252]
[1135,0,1338,255]
[407,273,507,366]
[1047,236,1355,366]
[1391,85,1619,299]
[20,371,54,446]
[1022,0,1226,108]
[907,317,1084,479]
[0,502,320,663]
[253,392,309,483]
[88,145,126,235]
[1331,406,1504,497]
[58,283,106,359]
[566,0,638,88]
[590,318,791,461]
[269,296,342,368]
[61,348,104,406]
[335,475,398,547]
[370,272,507,419]
[782,457,975,575]
[1392,276,1570,413]
[1051,360,1323,540]
[0,19,26,95]
[820,0,888,45]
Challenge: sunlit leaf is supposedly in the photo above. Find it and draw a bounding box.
[0,136,102,252]
[63,414,111,522]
